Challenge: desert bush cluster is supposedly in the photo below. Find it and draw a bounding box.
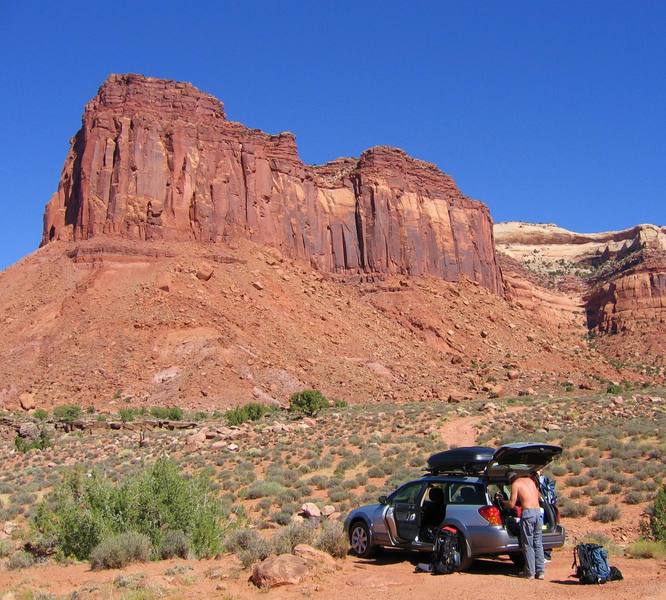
[32,458,224,565]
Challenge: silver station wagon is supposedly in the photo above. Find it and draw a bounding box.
[343,443,565,569]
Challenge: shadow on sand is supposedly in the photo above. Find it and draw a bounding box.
[354,550,523,577]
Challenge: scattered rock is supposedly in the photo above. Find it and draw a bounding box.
[185,430,206,452]
[518,388,536,396]
[300,502,321,519]
[152,366,180,384]
[196,267,214,281]
[251,281,265,291]
[321,505,336,517]
[155,273,172,292]
[250,554,309,588]
[18,421,40,441]
[293,544,336,571]
[252,387,279,406]
[19,392,35,411]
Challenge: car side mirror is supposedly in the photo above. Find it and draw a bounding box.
[378,495,388,505]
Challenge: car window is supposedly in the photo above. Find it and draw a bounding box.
[391,482,424,504]
[422,483,446,505]
[448,483,485,505]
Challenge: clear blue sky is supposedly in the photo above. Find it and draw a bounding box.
[1,1,665,269]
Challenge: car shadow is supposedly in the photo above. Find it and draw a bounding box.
[354,551,522,577]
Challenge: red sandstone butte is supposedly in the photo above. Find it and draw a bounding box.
[42,74,504,295]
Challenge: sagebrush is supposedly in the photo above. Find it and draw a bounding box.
[33,458,224,560]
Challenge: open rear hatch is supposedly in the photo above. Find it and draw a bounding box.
[486,443,562,478]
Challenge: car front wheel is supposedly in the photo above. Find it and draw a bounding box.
[349,521,375,558]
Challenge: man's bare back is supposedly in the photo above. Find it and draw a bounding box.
[502,475,540,510]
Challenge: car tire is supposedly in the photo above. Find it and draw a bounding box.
[509,552,525,569]
[456,533,473,571]
[349,520,375,558]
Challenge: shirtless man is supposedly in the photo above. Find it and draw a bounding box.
[498,471,545,579]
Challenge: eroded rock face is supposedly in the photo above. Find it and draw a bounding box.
[586,251,666,334]
[42,74,503,294]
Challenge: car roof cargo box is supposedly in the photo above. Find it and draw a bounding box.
[426,446,495,474]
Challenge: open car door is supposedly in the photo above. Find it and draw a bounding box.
[388,481,425,543]
[486,443,562,478]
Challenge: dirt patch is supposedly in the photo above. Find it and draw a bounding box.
[440,414,482,447]
[0,550,663,599]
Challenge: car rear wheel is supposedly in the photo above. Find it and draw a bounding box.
[349,521,375,558]
[456,533,473,571]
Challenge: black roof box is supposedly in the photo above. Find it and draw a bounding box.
[427,446,495,474]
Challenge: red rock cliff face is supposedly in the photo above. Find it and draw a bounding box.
[43,74,504,294]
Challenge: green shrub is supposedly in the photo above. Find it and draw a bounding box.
[333,399,349,409]
[626,539,666,559]
[592,505,620,523]
[90,531,152,569]
[315,521,348,558]
[33,458,223,560]
[652,485,666,542]
[0,539,11,558]
[159,530,189,559]
[149,406,183,421]
[118,408,137,422]
[53,404,82,423]
[606,384,623,395]
[590,495,610,506]
[551,464,567,477]
[289,390,329,417]
[14,430,51,453]
[224,403,273,426]
[566,475,591,487]
[224,528,272,568]
[559,499,588,518]
[7,550,35,570]
[624,491,644,505]
[271,521,316,555]
[33,408,48,421]
[246,480,287,499]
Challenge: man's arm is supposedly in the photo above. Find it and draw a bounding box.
[501,482,519,510]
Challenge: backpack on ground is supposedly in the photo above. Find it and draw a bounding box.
[572,544,611,584]
[432,527,461,575]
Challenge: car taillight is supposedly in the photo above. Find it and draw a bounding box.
[478,505,502,526]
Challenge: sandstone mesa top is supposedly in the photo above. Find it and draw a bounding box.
[42,74,503,295]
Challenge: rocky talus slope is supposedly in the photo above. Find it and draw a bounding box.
[0,237,623,410]
[43,74,502,294]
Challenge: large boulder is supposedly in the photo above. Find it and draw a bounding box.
[19,392,35,411]
[300,502,321,519]
[18,421,40,441]
[250,554,309,588]
[293,544,336,572]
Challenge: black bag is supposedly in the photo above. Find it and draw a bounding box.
[432,527,461,575]
[609,566,623,581]
[572,544,611,584]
